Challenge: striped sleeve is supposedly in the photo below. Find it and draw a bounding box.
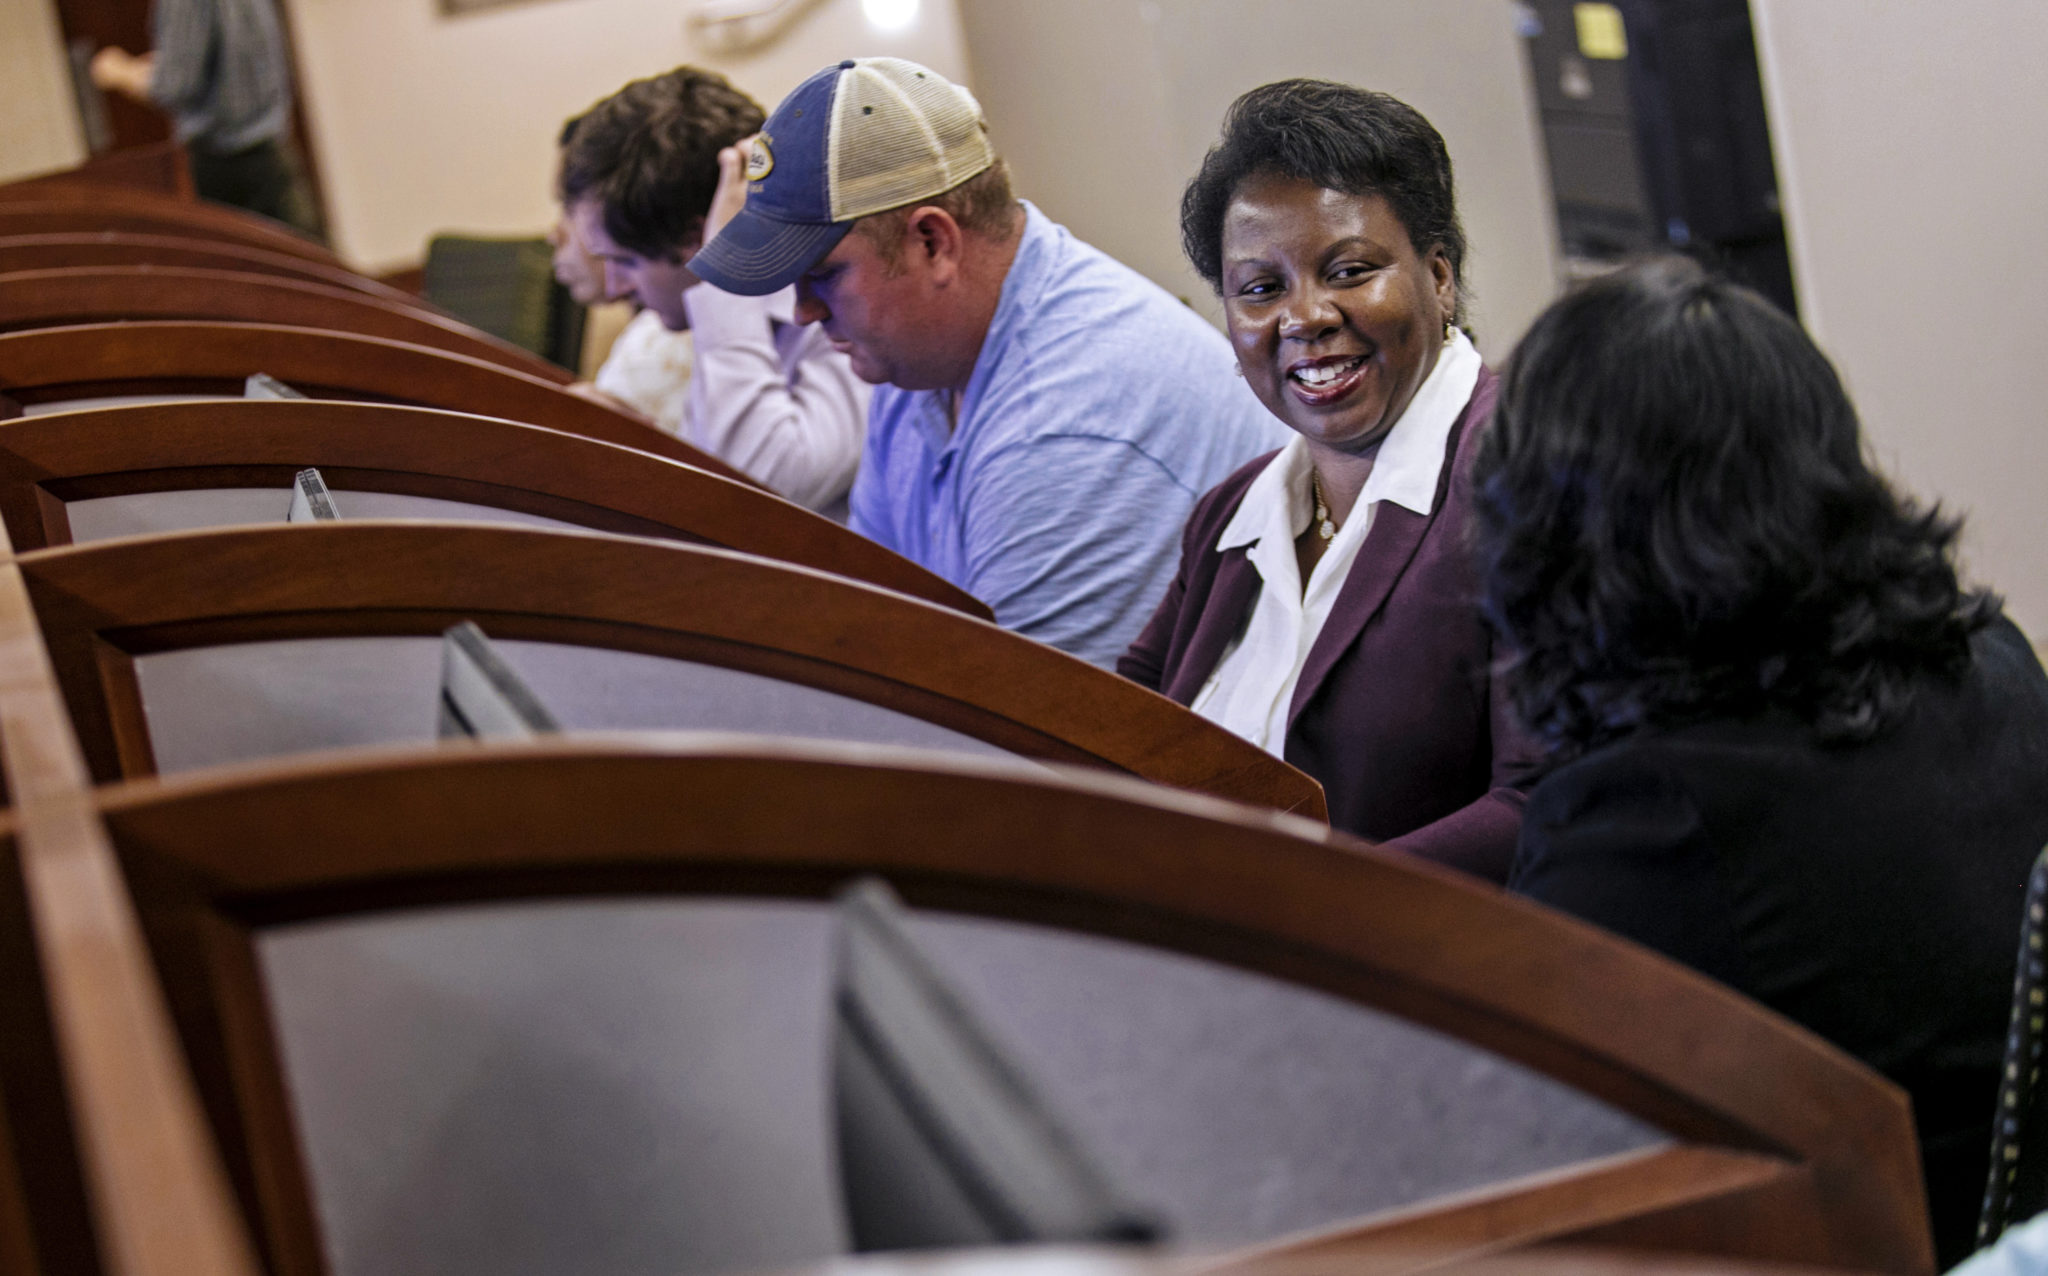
[146,0,216,114]
[148,0,292,151]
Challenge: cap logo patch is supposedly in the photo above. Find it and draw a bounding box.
[745,136,774,183]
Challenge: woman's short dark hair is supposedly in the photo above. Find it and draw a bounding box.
[1181,79,1467,322]
[1471,256,1995,764]
[556,67,765,262]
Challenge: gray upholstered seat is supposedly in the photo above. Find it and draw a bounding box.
[135,638,1019,772]
[262,898,1657,1276]
[63,488,587,542]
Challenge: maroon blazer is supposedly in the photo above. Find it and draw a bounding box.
[1118,369,1533,881]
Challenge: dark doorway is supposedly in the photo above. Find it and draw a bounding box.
[1519,0,1797,315]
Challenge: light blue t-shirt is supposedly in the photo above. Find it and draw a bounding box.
[1955,1213,2048,1276]
[850,203,1287,669]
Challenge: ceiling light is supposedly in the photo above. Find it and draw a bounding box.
[862,0,918,31]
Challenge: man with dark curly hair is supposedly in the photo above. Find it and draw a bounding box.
[559,67,867,515]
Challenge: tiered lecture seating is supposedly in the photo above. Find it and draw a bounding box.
[0,233,425,301]
[0,398,983,613]
[0,320,756,481]
[16,520,1319,811]
[0,140,195,202]
[0,189,340,266]
[0,737,1932,1276]
[0,155,1943,1276]
[0,266,571,380]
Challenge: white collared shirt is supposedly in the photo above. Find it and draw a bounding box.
[1189,330,1482,754]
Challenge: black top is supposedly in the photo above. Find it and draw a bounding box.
[1510,616,2048,1265]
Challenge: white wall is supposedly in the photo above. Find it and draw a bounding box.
[953,0,1561,363]
[281,0,973,272]
[1752,0,2048,639]
[0,0,88,183]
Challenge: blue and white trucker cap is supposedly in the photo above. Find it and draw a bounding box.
[689,57,996,297]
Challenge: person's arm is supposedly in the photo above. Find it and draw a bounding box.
[1379,644,1545,882]
[681,289,867,510]
[684,139,866,510]
[1116,504,1206,692]
[1116,569,1184,692]
[1383,792,1525,883]
[137,0,211,115]
[89,47,156,103]
[1507,750,1749,984]
[956,434,1193,670]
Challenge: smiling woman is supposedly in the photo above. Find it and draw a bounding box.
[1118,80,1533,880]
[1220,175,1453,461]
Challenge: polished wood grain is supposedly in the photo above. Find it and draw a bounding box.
[0,321,759,484]
[17,520,1322,817]
[0,1102,40,1275]
[0,519,260,1276]
[0,398,986,615]
[0,825,99,1272]
[0,144,194,202]
[0,195,334,266]
[0,266,568,382]
[1248,1145,1822,1266]
[0,233,424,304]
[69,736,1930,1273]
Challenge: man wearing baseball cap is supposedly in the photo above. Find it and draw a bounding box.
[559,68,869,515]
[692,58,1283,669]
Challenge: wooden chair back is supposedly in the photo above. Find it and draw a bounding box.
[0,321,757,483]
[0,194,335,266]
[0,510,265,1276]
[0,142,195,201]
[0,233,423,304]
[15,520,1319,815]
[0,266,568,383]
[0,399,983,615]
[56,737,1931,1276]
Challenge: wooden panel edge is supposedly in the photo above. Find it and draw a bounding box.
[1219,1145,1807,1267]
[0,549,262,1275]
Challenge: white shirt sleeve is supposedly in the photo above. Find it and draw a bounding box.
[681,284,869,513]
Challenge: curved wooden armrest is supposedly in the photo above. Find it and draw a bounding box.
[0,194,337,266]
[0,398,985,616]
[18,521,1323,816]
[0,143,194,201]
[0,321,761,485]
[0,233,430,305]
[0,266,568,383]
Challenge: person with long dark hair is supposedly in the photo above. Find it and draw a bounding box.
[1472,255,2048,1264]
[1120,80,1531,877]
